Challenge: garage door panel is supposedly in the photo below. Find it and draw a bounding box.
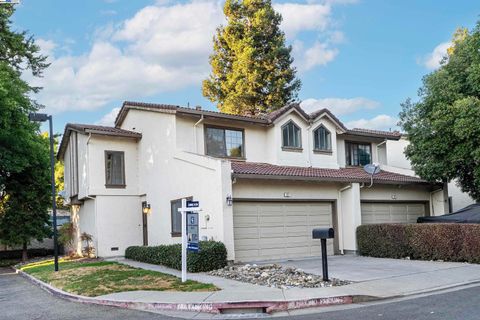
[233,202,334,262]
[361,202,426,225]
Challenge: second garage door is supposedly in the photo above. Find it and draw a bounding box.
[233,201,335,262]
[361,202,427,224]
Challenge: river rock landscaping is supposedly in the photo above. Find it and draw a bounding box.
[209,264,350,289]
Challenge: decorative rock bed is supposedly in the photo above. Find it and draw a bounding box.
[208,264,350,289]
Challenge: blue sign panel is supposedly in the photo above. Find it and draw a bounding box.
[187,211,199,253]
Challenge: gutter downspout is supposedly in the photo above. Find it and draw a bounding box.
[337,184,352,254]
[193,115,204,153]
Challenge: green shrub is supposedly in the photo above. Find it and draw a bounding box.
[357,223,480,263]
[357,224,410,258]
[125,241,228,272]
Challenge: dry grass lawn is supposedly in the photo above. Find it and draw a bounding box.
[21,259,217,297]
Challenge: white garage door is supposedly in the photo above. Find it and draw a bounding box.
[233,201,335,262]
[361,202,427,224]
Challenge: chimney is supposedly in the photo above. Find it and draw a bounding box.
[195,105,202,111]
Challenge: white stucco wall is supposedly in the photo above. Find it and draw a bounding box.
[77,133,88,199]
[448,180,476,212]
[77,199,97,254]
[95,195,143,257]
[86,136,139,197]
[340,183,361,252]
[120,109,235,259]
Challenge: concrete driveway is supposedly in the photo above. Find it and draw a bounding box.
[262,255,476,282]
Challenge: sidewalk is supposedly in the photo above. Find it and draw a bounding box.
[97,257,480,308]
[18,257,480,317]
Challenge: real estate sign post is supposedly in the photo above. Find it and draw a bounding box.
[179,199,201,282]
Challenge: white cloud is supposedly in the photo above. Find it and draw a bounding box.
[36,38,57,57]
[301,97,380,115]
[274,3,331,38]
[30,0,356,113]
[96,107,120,126]
[346,114,399,131]
[422,41,451,70]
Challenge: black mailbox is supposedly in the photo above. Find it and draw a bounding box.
[312,227,334,281]
[312,227,334,239]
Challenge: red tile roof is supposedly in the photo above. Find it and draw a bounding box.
[347,128,401,139]
[231,162,429,185]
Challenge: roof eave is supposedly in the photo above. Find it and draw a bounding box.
[232,173,430,185]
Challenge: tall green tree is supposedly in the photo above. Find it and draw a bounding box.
[202,0,301,115]
[399,22,480,201]
[0,4,51,261]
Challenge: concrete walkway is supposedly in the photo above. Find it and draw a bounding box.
[98,257,480,303]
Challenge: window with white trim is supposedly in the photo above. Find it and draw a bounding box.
[313,125,331,151]
[282,121,302,148]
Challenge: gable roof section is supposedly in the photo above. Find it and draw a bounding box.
[231,161,429,185]
[57,123,142,160]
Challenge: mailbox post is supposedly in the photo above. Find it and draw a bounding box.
[312,227,334,281]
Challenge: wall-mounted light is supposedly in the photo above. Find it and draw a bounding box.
[226,194,233,206]
[142,201,152,215]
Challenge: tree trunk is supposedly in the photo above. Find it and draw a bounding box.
[22,242,28,262]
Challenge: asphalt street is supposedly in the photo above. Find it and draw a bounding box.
[1,267,479,320]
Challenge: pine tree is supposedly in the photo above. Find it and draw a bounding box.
[202,0,301,115]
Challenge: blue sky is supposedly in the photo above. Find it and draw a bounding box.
[11,0,480,133]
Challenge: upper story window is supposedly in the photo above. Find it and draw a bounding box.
[205,126,244,158]
[282,121,302,149]
[105,151,126,188]
[313,125,331,152]
[345,142,371,166]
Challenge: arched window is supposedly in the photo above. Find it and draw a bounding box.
[313,125,331,151]
[282,121,302,148]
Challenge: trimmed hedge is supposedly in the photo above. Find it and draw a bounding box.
[125,241,227,272]
[357,223,480,263]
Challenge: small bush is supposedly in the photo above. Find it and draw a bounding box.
[125,241,227,272]
[357,223,480,263]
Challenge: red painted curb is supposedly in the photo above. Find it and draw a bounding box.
[17,269,356,314]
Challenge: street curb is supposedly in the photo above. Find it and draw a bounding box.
[15,269,364,314]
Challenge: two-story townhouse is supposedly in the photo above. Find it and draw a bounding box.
[58,102,449,261]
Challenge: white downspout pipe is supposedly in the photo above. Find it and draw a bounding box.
[193,115,204,153]
[337,184,352,254]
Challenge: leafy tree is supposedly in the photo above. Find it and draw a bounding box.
[202,0,301,115]
[0,5,51,261]
[399,22,480,200]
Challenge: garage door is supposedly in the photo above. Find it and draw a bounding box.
[361,202,427,224]
[233,201,335,262]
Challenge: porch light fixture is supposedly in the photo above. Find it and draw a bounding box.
[142,202,152,215]
[226,194,233,206]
